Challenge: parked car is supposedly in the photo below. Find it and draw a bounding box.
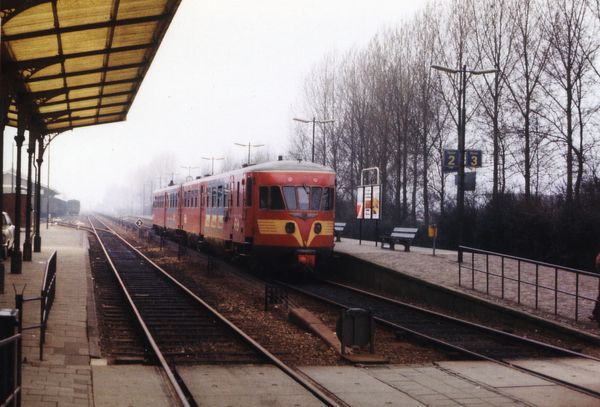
[2,211,15,260]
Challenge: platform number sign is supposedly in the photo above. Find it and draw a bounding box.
[466,150,482,168]
[443,150,459,173]
[444,149,482,172]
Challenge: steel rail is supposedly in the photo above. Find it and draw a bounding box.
[322,279,600,361]
[281,278,600,399]
[90,215,341,407]
[88,216,192,407]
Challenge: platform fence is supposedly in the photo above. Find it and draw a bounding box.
[16,250,57,361]
[459,246,599,322]
[0,310,21,407]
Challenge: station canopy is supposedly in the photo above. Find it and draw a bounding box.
[1,0,182,134]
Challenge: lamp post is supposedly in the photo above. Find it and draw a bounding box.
[181,166,199,182]
[235,142,265,165]
[431,64,498,262]
[166,171,180,185]
[201,156,224,175]
[293,117,334,163]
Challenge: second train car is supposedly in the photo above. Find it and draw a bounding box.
[152,159,336,271]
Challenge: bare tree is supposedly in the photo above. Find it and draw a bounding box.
[541,0,600,202]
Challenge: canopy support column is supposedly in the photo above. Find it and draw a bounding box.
[34,136,44,252]
[11,95,31,274]
[23,126,38,261]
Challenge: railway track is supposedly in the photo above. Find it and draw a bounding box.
[86,215,341,407]
[88,213,600,401]
[282,278,600,399]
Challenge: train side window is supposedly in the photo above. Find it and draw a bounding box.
[311,187,322,210]
[322,187,333,211]
[282,186,297,210]
[298,186,310,210]
[259,186,268,209]
[246,178,253,207]
[270,186,286,210]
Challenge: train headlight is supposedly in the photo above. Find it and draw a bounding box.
[285,222,295,234]
[314,222,322,234]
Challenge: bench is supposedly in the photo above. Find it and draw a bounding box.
[334,222,346,242]
[381,227,418,252]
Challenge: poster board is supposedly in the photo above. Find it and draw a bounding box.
[356,185,381,220]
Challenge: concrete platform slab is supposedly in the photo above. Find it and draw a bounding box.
[176,365,326,406]
[503,384,600,407]
[298,366,426,407]
[436,360,549,388]
[92,364,177,407]
[437,360,600,407]
[508,357,600,392]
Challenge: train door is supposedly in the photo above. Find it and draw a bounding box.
[243,173,253,232]
[177,187,183,230]
[199,184,205,238]
[162,192,168,228]
[205,181,214,236]
[216,179,225,236]
[227,175,235,238]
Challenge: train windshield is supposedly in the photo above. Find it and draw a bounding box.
[260,185,334,211]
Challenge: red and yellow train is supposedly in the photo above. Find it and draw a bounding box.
[152,159,336,270]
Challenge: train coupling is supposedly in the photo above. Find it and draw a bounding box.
[297,249,316,267]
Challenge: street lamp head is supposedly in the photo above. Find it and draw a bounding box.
[471,68,499,75]
[431,64,460,74]
[293,118,311,123]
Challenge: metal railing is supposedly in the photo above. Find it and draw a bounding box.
[0,309,21,407]
[459,246,598,322]
[16,250,57,360]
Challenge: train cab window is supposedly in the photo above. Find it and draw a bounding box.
[311,187,323,210]
[298,185,310,210]
[259,186,268,209]
[270,186,285,210]
[282,186,296,210]
[237,182,240,207]
[322,187,334,211]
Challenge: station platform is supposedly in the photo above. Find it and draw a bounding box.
[1,225,600,406]
[332,238,600,339]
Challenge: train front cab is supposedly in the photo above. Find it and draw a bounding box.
[251,170,335,268]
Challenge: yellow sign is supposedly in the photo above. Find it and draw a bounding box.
[428,225,438,238]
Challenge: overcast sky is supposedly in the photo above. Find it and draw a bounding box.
[6,0,430,210]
